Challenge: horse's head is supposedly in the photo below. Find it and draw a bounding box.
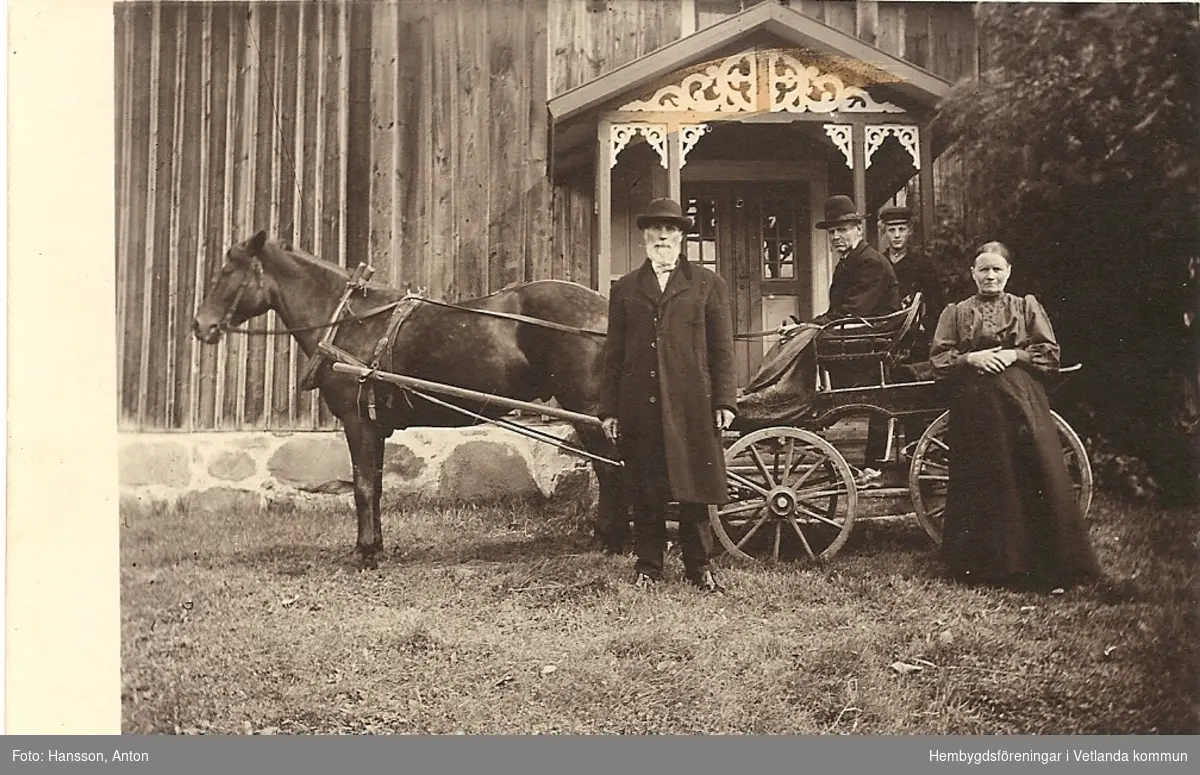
[192,230,274,344]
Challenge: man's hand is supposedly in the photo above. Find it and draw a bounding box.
[714,408,735,432]
[601,417,620,443]
[776,317,802,341]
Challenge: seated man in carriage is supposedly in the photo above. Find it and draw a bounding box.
[737,195,900,476]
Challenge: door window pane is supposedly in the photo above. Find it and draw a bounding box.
[685,197,719,273]
[761,199,799,280]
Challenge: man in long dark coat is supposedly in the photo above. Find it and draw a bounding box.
[599,198,737,593]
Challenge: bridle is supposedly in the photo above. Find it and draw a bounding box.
[216,256,265,331]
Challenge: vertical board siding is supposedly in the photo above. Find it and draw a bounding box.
[487,1,527,293]
[455,4,490,300]
[524,4,552,282]
[117,1,351,431]
[430,4,459,299]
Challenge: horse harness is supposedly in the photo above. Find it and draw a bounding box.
[222,263,785,424]
[356,295,424,422]
[254,268,605,423]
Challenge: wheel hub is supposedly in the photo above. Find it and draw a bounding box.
[767,486,797,517]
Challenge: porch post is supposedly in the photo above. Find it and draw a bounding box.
[596,118,613,296]
[667,123,682,203]
[918,122,935,250]
[851,119,868,222]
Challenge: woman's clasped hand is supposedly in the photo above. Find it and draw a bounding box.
[966,346,1018,374]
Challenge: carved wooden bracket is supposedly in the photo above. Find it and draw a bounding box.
[611,123,669,168]
[865,124,920,169]
[823,124,854,169]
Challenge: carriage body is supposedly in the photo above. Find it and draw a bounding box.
[709,299,1094,565]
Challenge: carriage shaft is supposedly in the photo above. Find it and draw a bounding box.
[329,361,604,428]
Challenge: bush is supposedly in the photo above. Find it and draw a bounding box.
[931,3,1199,504]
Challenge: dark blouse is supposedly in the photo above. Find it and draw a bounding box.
[930,293,1060,379]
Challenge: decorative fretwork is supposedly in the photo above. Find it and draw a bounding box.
[767,50,905,114]
[620,53,757,113]
[640,125,669,168]
[679,124,710,167]
[610,123,669,168]
[823,124,854,170]
[864,124,920,169]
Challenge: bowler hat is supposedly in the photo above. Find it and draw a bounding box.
[636,198,693,232]
[815,195,864,230]
[878,204,914,224]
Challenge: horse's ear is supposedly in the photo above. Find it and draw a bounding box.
[249,230,268,255]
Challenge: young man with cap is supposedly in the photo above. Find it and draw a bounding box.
[878,204,944,358]
[878,204,946,466]
[598,197,737,593]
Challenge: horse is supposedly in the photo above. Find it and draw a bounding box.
[192,230,625,569]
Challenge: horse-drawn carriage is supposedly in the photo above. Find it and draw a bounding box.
[193,232,1092,569]
[708,292,1093,566]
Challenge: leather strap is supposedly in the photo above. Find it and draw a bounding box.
[408,295,607,337]
[362,297,422,421]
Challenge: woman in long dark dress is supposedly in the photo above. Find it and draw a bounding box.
[930,243,1102,590]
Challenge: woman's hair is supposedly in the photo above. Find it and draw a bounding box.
[975,241,1011,263]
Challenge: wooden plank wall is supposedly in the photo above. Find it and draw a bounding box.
[363,0,575,300]
[116,1,356,431]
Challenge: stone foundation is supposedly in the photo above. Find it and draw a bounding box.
[119,422,598,511]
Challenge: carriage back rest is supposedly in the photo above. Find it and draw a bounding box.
[813,292,924,368]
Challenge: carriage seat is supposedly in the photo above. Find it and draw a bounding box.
[813,292,923,391]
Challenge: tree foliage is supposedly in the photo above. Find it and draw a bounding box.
[933,3,1199,502]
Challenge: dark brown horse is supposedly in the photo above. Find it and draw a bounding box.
[192,231,624,569]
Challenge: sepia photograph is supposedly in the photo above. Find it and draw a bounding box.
[106,0,1196,737]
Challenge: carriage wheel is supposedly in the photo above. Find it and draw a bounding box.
[1050,410,1094,518]
[712,427,858,564]
[909,409,1095,545]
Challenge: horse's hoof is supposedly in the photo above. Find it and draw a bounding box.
[353,550,380,572]
[595,537,629,557]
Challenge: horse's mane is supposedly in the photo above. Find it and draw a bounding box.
[264,239,350,280]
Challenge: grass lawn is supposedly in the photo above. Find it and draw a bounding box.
[121,489,1197,734]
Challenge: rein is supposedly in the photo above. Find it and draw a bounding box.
[216,255,404,336]
[217,260,781,341]
[223,300,403,336]
[406,294,608,337]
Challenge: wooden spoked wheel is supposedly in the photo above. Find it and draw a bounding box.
[712,427,858,564]
[909,409,1095,545]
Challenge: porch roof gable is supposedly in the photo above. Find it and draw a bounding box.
[547,0,953,126]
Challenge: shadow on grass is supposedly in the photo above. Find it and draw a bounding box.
[219,493,602,577]
[227,530,602,577]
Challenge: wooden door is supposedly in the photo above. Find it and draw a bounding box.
[683,182,811,388]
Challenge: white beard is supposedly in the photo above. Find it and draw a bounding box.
[648,246,677,272]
